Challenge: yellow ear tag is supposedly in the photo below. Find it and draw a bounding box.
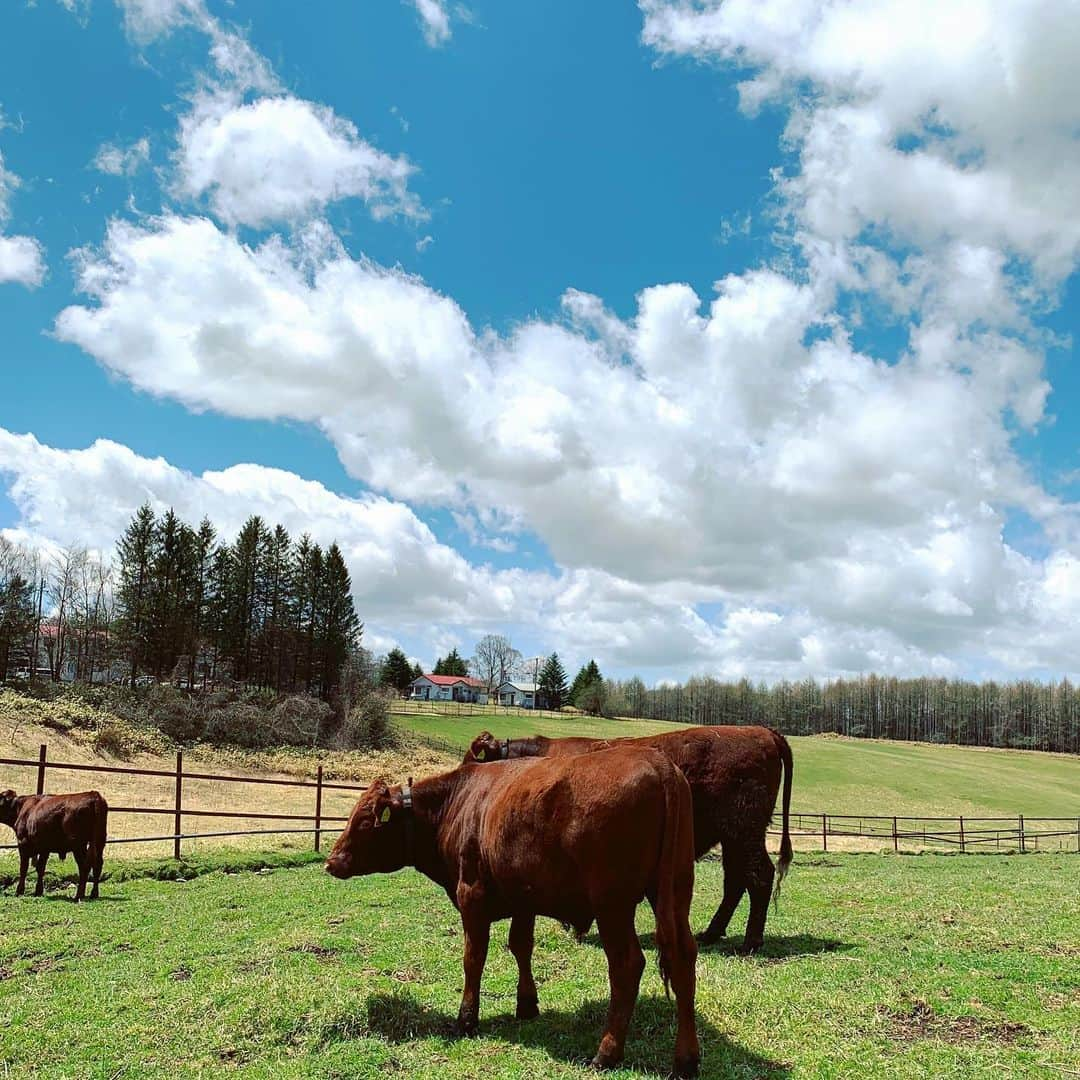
[380,807,391,824]
[476,749,485,760]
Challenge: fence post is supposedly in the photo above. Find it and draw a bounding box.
[822,813,828,852]
[36,743,47,795]
[314,764,324,853]
[892,815,898,854]
[1019,814,1025,854]
[173,751,183,861]
[959,815,965,854]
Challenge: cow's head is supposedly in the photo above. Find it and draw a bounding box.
[463,731,502,764]
[0,790,17,827]
[325,779,410,880]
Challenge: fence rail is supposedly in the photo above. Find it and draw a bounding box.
[2,745,1078,858]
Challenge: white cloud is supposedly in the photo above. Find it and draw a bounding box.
[93,136,151,176]
[0,151,45,288]
[409,0,452,47]
[175,94,425,228]
[41,0,1080,679]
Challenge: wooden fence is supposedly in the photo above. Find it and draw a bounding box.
[393,699,584,721]
[2,744,1078,858]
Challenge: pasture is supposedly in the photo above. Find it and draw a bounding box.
[1,854,1077,1078]
[395,709,1080,819]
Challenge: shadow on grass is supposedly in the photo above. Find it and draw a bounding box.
[357,989,791,1078]
[576,929,853,964]
[696,933,854,962]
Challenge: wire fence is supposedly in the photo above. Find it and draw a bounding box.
[2,744,1078,858]
[393,699,586,721]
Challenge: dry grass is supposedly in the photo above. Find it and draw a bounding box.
[1,710,458,860]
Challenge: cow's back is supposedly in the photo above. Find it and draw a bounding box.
[454,749,687,931]
[625,727,784,857]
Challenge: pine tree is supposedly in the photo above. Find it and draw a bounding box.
[433,648,468,677]
[318,543,361,699]
[411,661,424,680]
[381,647,415,696]
[115,504,157,685]
[538,652,568,710]
[571,659,604,714]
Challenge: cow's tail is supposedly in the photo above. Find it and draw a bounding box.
[772,730,794,907]
[92,796,108,864]
[653,763,694,999]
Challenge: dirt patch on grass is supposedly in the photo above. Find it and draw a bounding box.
[288,942,338,961]
[880,1000,1031,1045]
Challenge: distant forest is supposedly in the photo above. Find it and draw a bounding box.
[604,674,1080,754]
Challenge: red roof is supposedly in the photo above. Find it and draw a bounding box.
[416,674,474,686]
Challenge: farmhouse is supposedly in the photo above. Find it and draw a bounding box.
[496,680,545,708]
[409,674,488,704]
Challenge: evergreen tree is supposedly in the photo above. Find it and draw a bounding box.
[538,652,568,710]
[570,659,602,705]
[433,647,468,676]
[0,540,37,681]
[411,661,424,680]
[380,647,415,696]
[115,504,157,685]
[318,543,362,699]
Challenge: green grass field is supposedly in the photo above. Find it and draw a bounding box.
[1,854,1077,1078]
[394,710,1080,818]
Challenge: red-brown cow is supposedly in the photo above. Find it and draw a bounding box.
[465,725,793,952]
[326,747,700,1077]
[0,790,108,901]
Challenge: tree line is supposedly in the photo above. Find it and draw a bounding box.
[602,673,1080,754]
[1,507,362,702]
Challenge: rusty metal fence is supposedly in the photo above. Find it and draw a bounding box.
[2,744,1078,858]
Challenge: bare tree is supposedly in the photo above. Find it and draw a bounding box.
[46,546,87,682]
[471,633,522,694]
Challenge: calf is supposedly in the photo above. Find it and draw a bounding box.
[466,725,794,952]
[0,790,108,901]
[326,748,700,1077]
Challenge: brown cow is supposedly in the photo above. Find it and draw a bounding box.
[466,725,793,952]
[326,747,700,1077]
[0,790,108,901]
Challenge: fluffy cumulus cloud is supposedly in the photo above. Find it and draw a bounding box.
[0,151,45,287]
[410,0,452,47]
[175,94,425,227]
[43,0,1080,678]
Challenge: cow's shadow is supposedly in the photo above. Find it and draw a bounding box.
[361,989,791,1078]
[577,929,853,963]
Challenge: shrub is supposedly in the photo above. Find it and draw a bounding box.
[339,690,394,750]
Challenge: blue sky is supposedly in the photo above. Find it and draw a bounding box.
[1,1,1079,681]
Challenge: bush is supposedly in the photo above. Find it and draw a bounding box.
[202,702,270,749]
[145,685,205,743]
[92,720,168,759]
[339,691,394,750]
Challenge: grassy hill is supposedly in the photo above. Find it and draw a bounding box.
[394,708,1080,819]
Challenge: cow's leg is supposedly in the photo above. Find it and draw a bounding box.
[73,844,91,902]
[15,848,30,896]
[508,913,539,1019]
[697,843,746,944]
[33,852,49,897]
[89,841,104,900]
[666,905,700,1078]
[592,905,645,1071]
[455,910,490,1037]
[740,841,776,954]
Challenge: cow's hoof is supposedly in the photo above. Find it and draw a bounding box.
[672,1054,700,1078]
[515,995,539,1020]
[736,939,762,956]
[453,1013,479,1038]
[695,930,723,946]
[590,1052,622,1071]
